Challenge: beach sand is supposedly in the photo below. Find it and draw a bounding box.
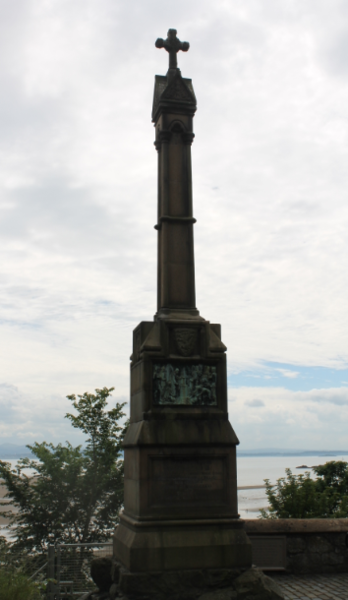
[0,483,18,525]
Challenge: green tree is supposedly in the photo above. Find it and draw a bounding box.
[0,387,127,552]
[260,461,348,519]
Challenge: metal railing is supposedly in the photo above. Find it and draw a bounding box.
[47,542,113,600]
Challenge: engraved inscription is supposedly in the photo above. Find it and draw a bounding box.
[150,457,227,507]
[153,362,217,406]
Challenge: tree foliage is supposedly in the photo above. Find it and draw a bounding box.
[0,387,127,552]
[261,461,348,519]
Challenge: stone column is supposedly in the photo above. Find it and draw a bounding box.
[152,29,198,319]
[155,107,197,316]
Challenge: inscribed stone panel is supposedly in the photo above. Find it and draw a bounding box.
[149,456,227,507]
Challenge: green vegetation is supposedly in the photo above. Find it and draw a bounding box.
[0,569,42,600]
[0,387,127,552]
[261,460,348,519]
[0,536,44,600]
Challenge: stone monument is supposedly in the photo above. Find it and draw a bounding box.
[113,30,284,600]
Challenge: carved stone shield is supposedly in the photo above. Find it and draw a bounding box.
[174,328,197,356]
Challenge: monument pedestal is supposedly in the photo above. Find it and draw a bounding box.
[113,317,252,575]
[115,515,250,572]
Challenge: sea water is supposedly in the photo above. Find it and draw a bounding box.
[2,455,348,523]
[1,458,36,475]
[237,454,348,519]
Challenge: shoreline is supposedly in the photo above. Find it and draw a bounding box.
[0,483,267,526]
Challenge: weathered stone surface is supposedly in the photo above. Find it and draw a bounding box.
[111,560,120,585]
[245,520,348,574]
[198,589,237,600]
[245,518,348,534]
[77,557,115,600]
[118,566,243,600]
[109,583,118,600]
[114,567,285,600]
[90,557,113,592]
[233,569,284,600]
[307,535,332,554]
[289,553,309,572]
[286,536,306,554]
[78,591,110,600]
[77,587,123,600]
[327,552,344,565]
[115,516,251,572]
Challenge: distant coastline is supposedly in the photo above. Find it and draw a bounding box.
[0,443,34,459]
[1,443,348,460]
[238,449,348,458]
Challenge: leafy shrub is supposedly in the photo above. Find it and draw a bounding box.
[0,538,44,600]
[261,461,348,518]
[0,569,43,600]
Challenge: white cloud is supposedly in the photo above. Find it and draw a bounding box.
[0,1,348,445]
[276,369,299,379]
[0,381,127,446]
[244,399,265,408]
[229,386,348,449]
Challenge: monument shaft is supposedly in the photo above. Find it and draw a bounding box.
[113,29,252,577]
[155,110,196,314]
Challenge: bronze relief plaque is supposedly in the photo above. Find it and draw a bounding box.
[153,362,217,406]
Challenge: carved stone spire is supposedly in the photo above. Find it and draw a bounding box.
[152,31,199,320]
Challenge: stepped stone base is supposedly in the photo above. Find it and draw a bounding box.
[114,514,251,572]
[112,564,285,600]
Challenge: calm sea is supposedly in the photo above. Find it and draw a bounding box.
[3,454,348,521]
[237,454,348,519]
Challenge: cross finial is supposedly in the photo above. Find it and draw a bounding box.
[155,29,190,71]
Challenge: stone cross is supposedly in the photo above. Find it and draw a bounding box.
[155,29,189,70]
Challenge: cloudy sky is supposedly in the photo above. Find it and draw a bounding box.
[1,0,348,451]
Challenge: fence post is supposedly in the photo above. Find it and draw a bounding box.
[57,545,61,588]
[47,544,59,600]
[48,545,55,579]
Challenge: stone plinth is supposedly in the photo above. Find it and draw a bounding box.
[115,565,284,600]
[113,318,252,572]
[115,515,249,572]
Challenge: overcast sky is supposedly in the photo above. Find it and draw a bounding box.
[1,0,348,451]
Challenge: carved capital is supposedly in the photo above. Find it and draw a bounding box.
[158,130,172,144]
[182,132,195,145]
[154,130,172,150]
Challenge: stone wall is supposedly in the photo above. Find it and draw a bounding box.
[245,519,348,574]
